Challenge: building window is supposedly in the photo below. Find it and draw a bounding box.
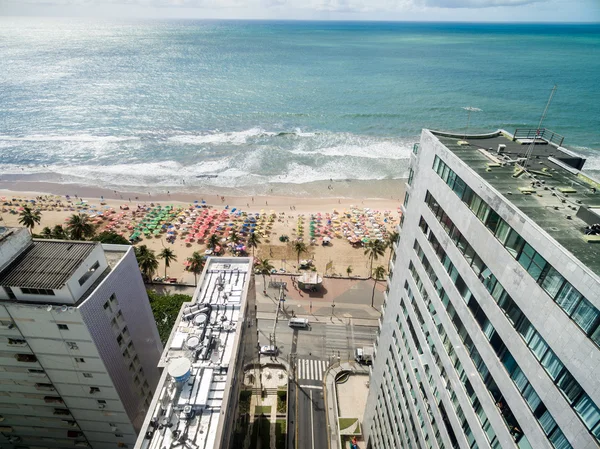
[89,387,100,394]
[21,287,55,296]
[57,324,69,330]
[78,261,100,286]
[8,338,26,345]
[66,342,79,350]
[103,301,110,311]
[74,358,85,363]
[28,368,44,374]
[115,433,124,438]
[97,399,106,405]
[110,293,119,306]
[83,373,93,378]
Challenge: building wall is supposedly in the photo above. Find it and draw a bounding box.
[79,247,162,434]
[0,302,132,449]
[0,228,30,271]
[364,130,600,449]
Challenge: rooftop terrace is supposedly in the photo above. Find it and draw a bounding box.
[431,129,600,277]
[137,258,252,449]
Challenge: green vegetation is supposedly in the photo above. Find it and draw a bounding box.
[66,213,96,240]
[238,390,252,415]
[276,390,287,414]
[146,290,191,344]
[275,419,287,449]
[254,405,271,415]
[250,418,271,449]
[93,231,131,245]
[364,239,386,276]
[18,206,42,234]
[338,418,358,431]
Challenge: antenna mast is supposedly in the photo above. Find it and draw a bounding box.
[523,85,557,168]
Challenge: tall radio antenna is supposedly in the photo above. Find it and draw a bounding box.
[523,85,557,168]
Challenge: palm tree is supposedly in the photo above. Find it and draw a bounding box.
[387,231,400,264]
[52,225,68,240]
[187,252,206,285]
[18,206,41,234]
[247,232,261,258]
[256,259,275,290]
[229,229,239,245]
[66,213,95,240]
[346,266,353,277]
[371,265,386,308]
[137,247,159,282]
[207,233,220,252]
[134,245,150,262]
[364,239,386,277]
[293,241,308,264]
[40,227,52,238]
[158,247,177,278]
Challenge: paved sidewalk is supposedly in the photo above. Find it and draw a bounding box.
[324,361,370,449]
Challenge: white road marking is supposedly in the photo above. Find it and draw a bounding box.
[310,390,315,449]
[300,384,323,390]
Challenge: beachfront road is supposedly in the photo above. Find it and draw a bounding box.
[257,316,377,449]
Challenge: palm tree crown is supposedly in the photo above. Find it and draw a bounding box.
[387,231,400,264]
[293,241,308,264]
[207,234,220,251]
[187,251,206,285]
[136,246,159,282]
[158,247,177,278]
[18,206,41,233]
[66,213,95,241]
[371,265,387,308]
[256,258,275,289]
[247,232,261,257]
[364,239,386,277]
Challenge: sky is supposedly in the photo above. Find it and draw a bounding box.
[0,0,598,22]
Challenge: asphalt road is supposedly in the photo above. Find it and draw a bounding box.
[258,316,377,449]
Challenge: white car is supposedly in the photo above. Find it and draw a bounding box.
[260,345,278,356]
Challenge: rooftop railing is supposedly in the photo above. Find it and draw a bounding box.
[513,128,565,146]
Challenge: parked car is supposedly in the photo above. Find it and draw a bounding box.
[260,345,278,356]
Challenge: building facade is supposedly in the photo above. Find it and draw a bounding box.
[0,228,162,449]
[364,129,600,449]
[134,257,256,449]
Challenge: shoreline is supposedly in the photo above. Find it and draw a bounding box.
[0,179,407,211]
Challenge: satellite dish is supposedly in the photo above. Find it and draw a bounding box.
[46,305,53,312]
[61,305,68,313]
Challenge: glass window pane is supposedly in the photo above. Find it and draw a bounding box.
[511,367,528,392]
[477,203,491,223]
[529,332,549,360]
[453,177,466,199]
[469,194,482,214]
[557,371,582,405]
[572,298,600,333]
[486,210,501,234]
[555,283,582,315]
[495,219,511,244]
[591,324,600,347]
[518,243,534,271]
[505,230,525,258]
[549,428,572,449]
[538,410,556,436]
[541,267,565,298]
[541,351,564,380]
[523,384,541,411]
[574,394,600,430]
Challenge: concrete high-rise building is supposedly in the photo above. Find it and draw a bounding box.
[364,128,600,449]
[0,228,162,449]
[134,257,256,449]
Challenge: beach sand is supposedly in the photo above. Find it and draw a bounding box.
[0,180,406,284]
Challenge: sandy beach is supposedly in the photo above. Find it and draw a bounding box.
[0,181,405,284]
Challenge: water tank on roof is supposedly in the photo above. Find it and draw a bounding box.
[194,314,207,326]
[186,336,200,350]
[167,358,191,383]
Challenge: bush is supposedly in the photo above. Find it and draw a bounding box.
[276,390,287,413]
[147,290,192,344]
[239,390,252,415]
[93,231,131,245]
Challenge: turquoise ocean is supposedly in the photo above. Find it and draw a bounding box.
[0,19,599,196]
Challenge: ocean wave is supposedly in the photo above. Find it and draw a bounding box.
[0,134,139,143]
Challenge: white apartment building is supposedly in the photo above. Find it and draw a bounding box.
[364,128,600,449]
[0,227,163,449]
[134,257,256,449]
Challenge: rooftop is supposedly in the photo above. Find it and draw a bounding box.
[137,258,252,449]
[431,129,600,277]
[0,240,98,289]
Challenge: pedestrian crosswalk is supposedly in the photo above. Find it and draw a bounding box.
[297,358,329,381]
